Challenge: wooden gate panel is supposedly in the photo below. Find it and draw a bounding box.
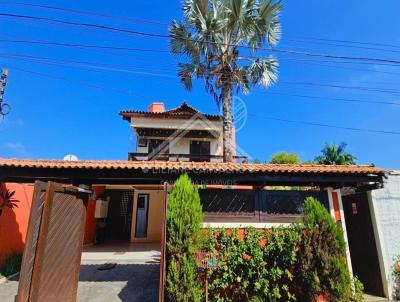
[17,181,47,302]
[16,182,88,302]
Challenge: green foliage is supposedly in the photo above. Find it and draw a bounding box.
[314,142,356,165]
[0,253,22,277]
[270,152,300,164]
[205,227,300,302]
[166,174,203,302]
[170,0,282,161]
[199,197,359,302]
[295,197,352,302]
[350,276,364,302]
[394,254,400,300]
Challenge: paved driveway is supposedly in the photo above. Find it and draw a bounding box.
[0,243,161,302]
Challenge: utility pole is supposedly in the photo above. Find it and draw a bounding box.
[0,68,11,116]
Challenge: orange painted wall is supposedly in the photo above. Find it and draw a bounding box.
[83,186,105,245]
[331,191,341,222]
[0,183,34,265]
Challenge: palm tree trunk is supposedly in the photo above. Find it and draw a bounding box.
[221,84,233,163]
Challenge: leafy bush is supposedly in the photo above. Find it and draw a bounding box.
[0,253,22,277]
[165,174,203,302]
[294,197,353,302]
[350,276,364,302]
[270,152,300,164]
[394,255,400,300]
[199,197,362,302]
[204,227,300,302]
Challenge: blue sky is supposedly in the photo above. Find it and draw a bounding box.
[0,0,399,168]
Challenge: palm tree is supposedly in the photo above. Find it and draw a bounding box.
[170,0,282,162]
[314,142,357,165]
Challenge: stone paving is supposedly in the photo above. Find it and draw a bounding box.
[0,243,161,302]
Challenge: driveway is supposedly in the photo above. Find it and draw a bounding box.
[0,243,161,302]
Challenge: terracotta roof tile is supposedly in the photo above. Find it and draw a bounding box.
[120,102,221,121]
[0,158,388,175]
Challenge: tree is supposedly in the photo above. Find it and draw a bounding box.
[166,174,203,301]
[270,152,300,164]
[314,142,356,165]
[170,0,282,162]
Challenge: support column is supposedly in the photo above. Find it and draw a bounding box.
[367,191,389,298]
[326,187,353,277]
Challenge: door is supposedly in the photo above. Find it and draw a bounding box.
[105,190,134,242]
[135,194,149,238]
[190,140,211,161]
[16,181,90,302]
[342,192,385,297]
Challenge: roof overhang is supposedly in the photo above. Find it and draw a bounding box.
[0,158,388,190]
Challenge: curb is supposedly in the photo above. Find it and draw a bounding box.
[0,272,19,284]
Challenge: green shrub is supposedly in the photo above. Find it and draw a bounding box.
[295,197,353,302]
[205,227,300,302]
[165,174,203,302]
[0,253,22,277]
[350,276,364,302]
[394,254,400,300]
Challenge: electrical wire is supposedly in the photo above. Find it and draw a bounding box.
[2,12,400,66]
[6,66,400,136]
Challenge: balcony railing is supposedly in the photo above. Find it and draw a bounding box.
[128,152,248,163]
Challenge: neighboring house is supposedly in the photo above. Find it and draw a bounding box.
[0,101,394,299]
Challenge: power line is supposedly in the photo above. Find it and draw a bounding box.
[0,1,167,26]
[2,12,400,66]
[10,66,151,98]
[3,1,400,52]
[3,52,400,98]
[0,38,171,53]
[5,66,400,136]
[253,91,400,107]
[248,113,400,135]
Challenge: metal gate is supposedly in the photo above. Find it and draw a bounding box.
[16,181,90,302]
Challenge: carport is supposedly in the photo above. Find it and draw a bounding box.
[0,158,387,301]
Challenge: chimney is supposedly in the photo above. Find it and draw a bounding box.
[148,102,165,113]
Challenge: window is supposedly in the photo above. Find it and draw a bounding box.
[190,141,211,162]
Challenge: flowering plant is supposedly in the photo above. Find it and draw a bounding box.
[394,255,400,278]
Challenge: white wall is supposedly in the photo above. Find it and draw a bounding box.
[370,172,400,299]
[134,136,222,158]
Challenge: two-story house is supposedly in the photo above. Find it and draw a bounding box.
[120,102,246,163]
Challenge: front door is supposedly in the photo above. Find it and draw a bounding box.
[342,192,385,297]
[135,194,149,238]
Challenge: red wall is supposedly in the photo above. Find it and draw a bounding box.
[83,186,104,245]
[0,183,34,265]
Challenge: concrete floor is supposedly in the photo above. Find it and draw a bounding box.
[364,294,390,302]
[0,242,161,302]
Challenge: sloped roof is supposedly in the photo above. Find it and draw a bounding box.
[0,158,387,175]
[120,102,221,121]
